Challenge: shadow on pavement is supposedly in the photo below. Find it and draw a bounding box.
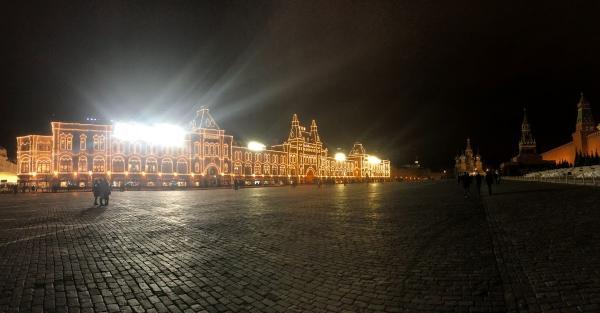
[79,206,107,218]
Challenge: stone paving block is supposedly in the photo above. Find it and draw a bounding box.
[0,182,596,312]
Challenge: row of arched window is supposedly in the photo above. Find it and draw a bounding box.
[59,133,105,151]
[234,151,287,164]
[112,142,187,155]
[233,163,288,176]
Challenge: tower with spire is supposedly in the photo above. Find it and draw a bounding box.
[502,108,554,175]
[518,108,537,155]
[572,92,597,154]
[309,119,321,143]
[288,114,302,140]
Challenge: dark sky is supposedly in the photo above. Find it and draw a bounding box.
[3,1,600,169]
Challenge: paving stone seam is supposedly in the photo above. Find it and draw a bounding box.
[482,199,541,313]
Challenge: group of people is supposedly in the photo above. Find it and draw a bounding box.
[458,171,501,198]
[92,178,111,206]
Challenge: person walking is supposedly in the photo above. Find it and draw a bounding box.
[101,179,111,206]
[475,173,482,196]
[485,172,494,195]
[93,179,101,206]
[461,172,472,199]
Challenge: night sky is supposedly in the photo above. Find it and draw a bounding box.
[3,1,600,169]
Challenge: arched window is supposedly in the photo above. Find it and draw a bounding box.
[66,134,73,150]
[59,134,66,150]
[272,165,277,175]
[234,163,241,175]
[254,164,261,175]
[20,158,30,173]
[79,134,86,150]
[244,164,252,175]
[263,164,269,174]
[223,162,229,173]
[129,157,141,172]
[223,144,228,157]
[177,159,188,174]
[93,135,105,151]
[194,161,200,173]
[280,165,286,175]
[59,156,72,172]
[245,152,251,161]
[37,159,51,173]
[78,156,87,172]
[161,159,173,173]
[93,157,105,172]
[112,157,125,172]
[146,158,158,173]
[235,151,241,160]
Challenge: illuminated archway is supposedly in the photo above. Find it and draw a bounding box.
[305,168,315,184]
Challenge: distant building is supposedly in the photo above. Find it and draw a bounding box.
[0,146,18,185]
[541,93,600,164]
[454,138,484,175]
[393,158,432,180]
[16,108,391,189]
[500,109,554,175]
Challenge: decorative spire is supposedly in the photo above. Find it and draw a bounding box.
[519,107,536,154]
[521,107,530,132]
[289,113,302,140]
[576,92,596,132]
[309,119,320,143]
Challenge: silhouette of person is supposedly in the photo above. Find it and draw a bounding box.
[93,179,101,206]
[485,172,494,195]
[475,173,482,195]
[461,172,472,198]
[101,179,111,206]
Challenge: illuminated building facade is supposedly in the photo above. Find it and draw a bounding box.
[0,146,18,185]
[541,93,600,165]
[16,108,391,188]
[454,138,484,175]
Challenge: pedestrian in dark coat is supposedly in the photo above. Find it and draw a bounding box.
[485,172,494,195]
[93,179,101,205]
[475,173,482,195]
[461,173,472,198]
[101,179,111,206]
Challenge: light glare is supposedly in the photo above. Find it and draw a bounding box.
[247,141,266,151]
[334,152,346,161]
[368,155,381,164]
[113,122,185,147]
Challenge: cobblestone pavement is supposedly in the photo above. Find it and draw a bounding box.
[482,181,600,313]
[0,181,597,313]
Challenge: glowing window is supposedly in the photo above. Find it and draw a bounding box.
[80,135,86,150]
[93,157,105,172]
[59,156,72,172]
[78,157,87,172]
[37,159,51,173]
